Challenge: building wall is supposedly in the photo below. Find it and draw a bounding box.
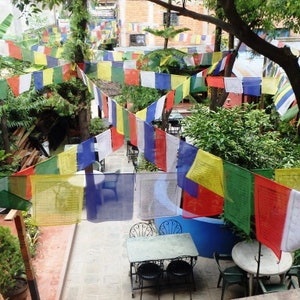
[119,0,215,48]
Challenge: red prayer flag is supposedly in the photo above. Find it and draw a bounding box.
[155,128,167,171]
[102,93,108,118]
[129,112,137,146]
[11,166,35,200]
[206,76,224,88]
[182,186,224,218]
[254,174,290,259]
[124,69,140,86]
[111,127,124,151]
[8,42,22,60]
[7,76,20,96]
[165,90,175,112]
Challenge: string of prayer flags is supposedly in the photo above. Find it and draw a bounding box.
[254,174,290,259]
[30,175,84,226]
[186,149,224,197]
[223,161,253,235]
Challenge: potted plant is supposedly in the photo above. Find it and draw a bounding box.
[0,226,27,300]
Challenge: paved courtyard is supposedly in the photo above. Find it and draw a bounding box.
[60,146,299,300]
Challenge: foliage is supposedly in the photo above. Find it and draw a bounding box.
[137,48,202,75]
[293,248,300,265]
[51,77,93,111]
[115,85,163,113]
[144,26,190,40]
[0,90,47,130]
[136,154,159,172]
[0,150,20,177]
[89,117,108,136]
[0,14,13,39]
[61,0,92,63]
[182,104,300,170]
[22,211,40,257]
[0,226,25,295]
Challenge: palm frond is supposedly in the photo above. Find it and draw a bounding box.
[0,14,13,39]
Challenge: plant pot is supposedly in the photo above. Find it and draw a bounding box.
[3,278,28,300]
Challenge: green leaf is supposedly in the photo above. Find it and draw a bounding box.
[0,14,13,39]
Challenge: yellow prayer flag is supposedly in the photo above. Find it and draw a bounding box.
[34,52,47,65]
[43,68,54,86]
[171,75,189,89]
[136,107,147,121]
[182,77,191,99]
[30,174,84,226]
[112,51,123,61]
[261,77,279,95]
[58,146,77,175]
[212,52,222,64]
[97,61,112,81]
[116,103,124,134]
[186,149,224,197]
[275,168,300,190]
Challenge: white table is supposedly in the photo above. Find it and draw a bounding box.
[232,240,293,295]
[127,233,199,296]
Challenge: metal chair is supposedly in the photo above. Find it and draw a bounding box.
[166,255,197,300]
[137,260,163,300]
[285,265,300,288]
[129,222,156,238]
[258,278,291,294]
[213,252,248,300]
[102,169,120,200]
[158,219,182,235]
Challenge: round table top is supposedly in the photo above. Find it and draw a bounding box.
[232,240,293,276]
[68,170,105,187]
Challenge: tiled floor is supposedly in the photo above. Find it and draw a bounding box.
[60,146,247,300]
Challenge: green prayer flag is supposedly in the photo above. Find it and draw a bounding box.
[174,85,183,104]
[35,156,59,174]
[0,190,31,211]
[0,80,8,99]
[224,161,254,235]
[112,66,124,84]
[53,66,63,84]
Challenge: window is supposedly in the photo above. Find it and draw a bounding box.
[163,12,179,26]
[129,34,146,46]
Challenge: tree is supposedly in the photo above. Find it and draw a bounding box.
[147,0,300,114]
[12,0,92,143]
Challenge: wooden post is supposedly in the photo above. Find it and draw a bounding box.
[14,211,40,300]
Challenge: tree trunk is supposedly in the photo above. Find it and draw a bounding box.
[0,100,10,154]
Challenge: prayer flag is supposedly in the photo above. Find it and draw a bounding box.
[95,129,112,161]
[155,128,166,171]
[77,138,96,170]
[57,145,77,175]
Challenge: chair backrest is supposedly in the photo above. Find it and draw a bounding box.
[213,252,233,273]
[158,219,182,235]
[102,169,120,188]
[129,222,156,238]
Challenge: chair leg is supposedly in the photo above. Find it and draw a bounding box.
[140,279,143,300]
[217,274,222,288]
[221,283,226,300]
